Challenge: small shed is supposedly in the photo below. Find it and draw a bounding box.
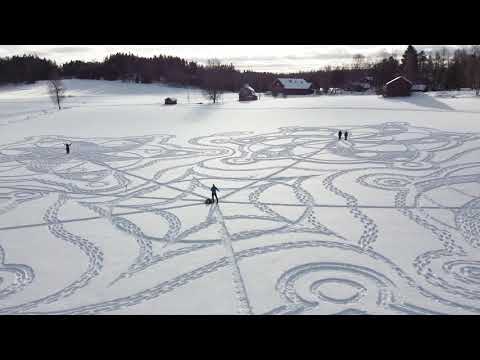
[271,78,314,95]
[239,84,258,101]
[383,76,412,97]
[164,97,177,105]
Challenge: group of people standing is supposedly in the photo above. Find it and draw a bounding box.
[338,130,349,141]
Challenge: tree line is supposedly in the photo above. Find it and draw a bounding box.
[1,46,480,95]
[0,54,57,84]
[60,53,278,93]
[278,45,480,95]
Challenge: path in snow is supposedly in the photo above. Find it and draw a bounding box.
[1,121,480,314]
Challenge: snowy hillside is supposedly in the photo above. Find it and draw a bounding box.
[1,79,480,314]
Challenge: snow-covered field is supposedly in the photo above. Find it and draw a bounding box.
[1,79,480,314]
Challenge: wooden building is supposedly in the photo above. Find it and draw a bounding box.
[271,78,314,95]
[239,84,258,101]
[383,76,412,97]
[164,97,177,105]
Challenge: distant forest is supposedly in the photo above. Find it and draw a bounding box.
[1,45,480,93]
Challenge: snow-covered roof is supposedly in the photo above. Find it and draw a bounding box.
[276,78,312,90]
[386,76,412,86]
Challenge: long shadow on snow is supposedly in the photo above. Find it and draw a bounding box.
[383,92,455,111]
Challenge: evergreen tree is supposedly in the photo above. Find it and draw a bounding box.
[401,45,418,81]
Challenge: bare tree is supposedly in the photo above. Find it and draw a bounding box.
[352,54,366,70]
[48,72,66,110]
[322,67,332,94]
[202,58,224,104]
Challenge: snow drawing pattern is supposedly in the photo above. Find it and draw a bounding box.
[1,122,480,314]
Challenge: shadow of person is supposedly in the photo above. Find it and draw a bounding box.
[205,198,213,205]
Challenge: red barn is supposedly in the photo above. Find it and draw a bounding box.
[271,78,314,95]
[383,76,412,97]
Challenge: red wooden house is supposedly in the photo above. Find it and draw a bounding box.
[383,76,412,97]
[271,78,314,95]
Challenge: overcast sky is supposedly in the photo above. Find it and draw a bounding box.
[0,45,463,73]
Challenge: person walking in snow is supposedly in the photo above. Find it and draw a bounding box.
[338,130,342,141]
[64,143,72,154]
[211,184,219,203]
[344,131,349,141]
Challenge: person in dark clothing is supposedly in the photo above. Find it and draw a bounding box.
[64,143,72,154]
[344,131,349,141]
[338,130,342,140]
[211,184,219,203]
